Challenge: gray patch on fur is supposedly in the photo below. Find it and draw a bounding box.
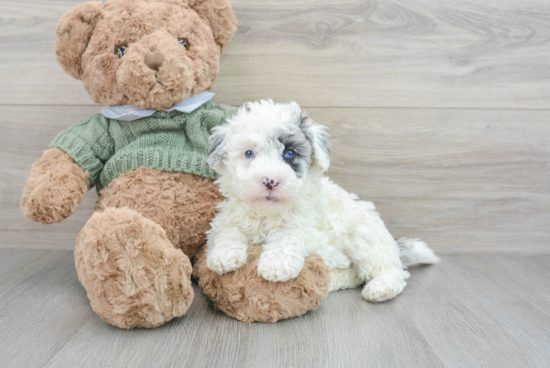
[277,125,312,178]
[298,114,330,166]
[397,237,440,268]
[207,126,228,168]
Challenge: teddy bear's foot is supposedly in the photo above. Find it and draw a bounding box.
[193,246,330,323]
[75,207,194,329]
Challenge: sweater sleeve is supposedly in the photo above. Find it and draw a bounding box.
[49,113,115,188]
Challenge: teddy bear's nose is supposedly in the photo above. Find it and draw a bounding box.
[144,52,164,71]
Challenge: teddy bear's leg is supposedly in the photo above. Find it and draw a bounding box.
[193,246,331,323]
[78,167,221,327]
[96,168,222,260]
[75,207,194,329]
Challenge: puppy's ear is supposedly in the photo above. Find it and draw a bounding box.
[207,124,230,172]
[55,2,103,80]
[299,113,330,173]
[188,0,237,51]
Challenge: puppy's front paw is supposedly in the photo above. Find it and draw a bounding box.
[257,249,305,282]
[206,245,248,275]
[361,274,405,302]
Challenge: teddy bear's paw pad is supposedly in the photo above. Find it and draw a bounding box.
[361,274,405,302]
[75,207,194,329]
[194,247,331,322]
[257,249,305,282]
[206,245,248,274]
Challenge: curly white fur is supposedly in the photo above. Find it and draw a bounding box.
[206,100,439,302]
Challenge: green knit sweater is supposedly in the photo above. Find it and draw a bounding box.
[49,102,237,192]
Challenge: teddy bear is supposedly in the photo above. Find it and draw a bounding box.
[20,0,331,328]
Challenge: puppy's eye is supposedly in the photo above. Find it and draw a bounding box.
[116,45,127,58]
[245,150,255,159]
[179,38,190,50]
[284,150,296,160]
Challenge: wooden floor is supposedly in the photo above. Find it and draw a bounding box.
[1,0,550,367]
[0,249,548,368]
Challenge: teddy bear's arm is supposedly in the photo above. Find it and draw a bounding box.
[21,148,89,224]
[21,113,115,224]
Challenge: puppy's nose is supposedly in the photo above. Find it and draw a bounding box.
[145,52,164,71]
[263,177,280,191]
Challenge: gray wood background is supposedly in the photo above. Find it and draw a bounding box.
[1,0,549,254]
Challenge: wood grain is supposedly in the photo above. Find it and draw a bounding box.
[403,257,550,368]
[0,251,94,368]
[1,105,548,253]
[0,249,50,276]
[0,249,549,367]
[1,0,550,108]
[323,107,550,253]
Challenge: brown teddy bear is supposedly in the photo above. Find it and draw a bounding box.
[20,0,330,328]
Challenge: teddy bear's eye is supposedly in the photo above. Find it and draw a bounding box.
[116,45,127,58]
[179,38,190,50]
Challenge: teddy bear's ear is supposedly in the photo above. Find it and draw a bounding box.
[55,2,103,80]
[189,0,237,51]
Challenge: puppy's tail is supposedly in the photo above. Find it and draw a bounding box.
[397,238,440,268]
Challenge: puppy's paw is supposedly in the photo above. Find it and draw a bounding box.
[206,245,248,275]
[257,249,305,282]
[361,274,405,302]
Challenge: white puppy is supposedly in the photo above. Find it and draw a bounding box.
[205,100,439,302]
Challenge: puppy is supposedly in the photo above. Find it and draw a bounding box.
[205,100,439,302]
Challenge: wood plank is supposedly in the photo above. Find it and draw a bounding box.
[0,250,94,368]
[322,107,550,254]
[404,256,550,367]
[1,250,549,367]
[1,105,549,253]
[473,256,550,316]
[0,249,50,277]
[241,289,443,368]
[1,0,550,108]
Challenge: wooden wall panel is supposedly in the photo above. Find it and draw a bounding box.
[1,105,548,253]
[321,107,550,253]
[1,0,550,108]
